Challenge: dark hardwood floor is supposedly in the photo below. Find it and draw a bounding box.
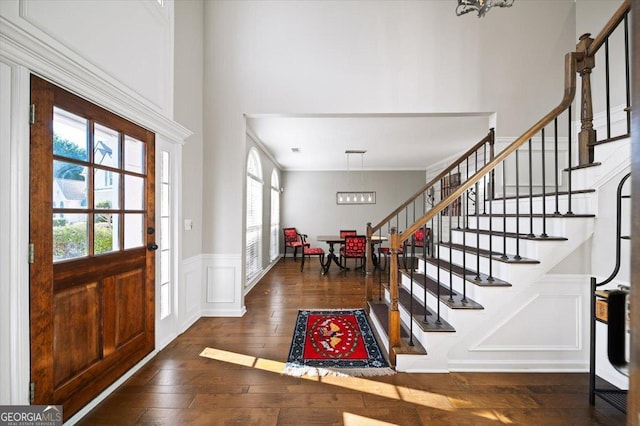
[78,259,626,425]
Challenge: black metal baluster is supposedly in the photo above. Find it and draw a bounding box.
[483,142,487,214]
[462,186,468,302]
[475,181,481,281]
[448,198,454,302]
[465,157,470,228]
[423,237,428,323]
[409,232,414,346]
[430,216,435,259]
[436,210,442,325]
[554,118,560,215]
[378,228,383,301]
[487,164,494,281]
[624,15,631,135]
[515,149,522,260]
[567,105,574,215]
[541,128,548,237]
[413,199,416,229]
[501,160,508,260]
[605,38,611,140]
[527,138,535,237]
[457,164,461,229]
[405,207,409,234]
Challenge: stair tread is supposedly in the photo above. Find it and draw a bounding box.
[368,302,431,353]
[438,242,540,264]
[371,293,455,336]
[423,257,512,287]
[566,162,602,171]
[400,270,484,309]
[398,288,457,332]
[452,228,568,241]
[492,188,595,202]
[473,213,595,218]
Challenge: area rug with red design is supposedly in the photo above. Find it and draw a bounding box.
[283,309,395,377]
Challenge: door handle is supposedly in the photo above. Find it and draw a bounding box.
[147,243,159,251]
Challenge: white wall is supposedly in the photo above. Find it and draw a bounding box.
[201,0,577,261]
[282,170,426,250]
[0,0,190,406]
[174,0,204,260]
[0,0,174,115]
[575,0,629,123]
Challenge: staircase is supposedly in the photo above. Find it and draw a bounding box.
[362,0,632,374]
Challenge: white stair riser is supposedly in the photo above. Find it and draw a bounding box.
[485,193,594,215]
[450,230,542,258]
[467,216,574,235]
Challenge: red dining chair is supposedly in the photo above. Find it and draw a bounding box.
[339,229,357,252]
[283,227,309,262]
[340,229,358,238]
[339,235,367,272]
[299,234,326,273]
[403,227,431,269]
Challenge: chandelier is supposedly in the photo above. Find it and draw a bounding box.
[456,0,515,18]
[336,150,376,205]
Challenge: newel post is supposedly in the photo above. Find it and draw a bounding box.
[577,33,596,165]
[364,222,374,304]
[388,227,401,363]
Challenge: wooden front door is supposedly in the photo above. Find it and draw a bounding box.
[29,75,156,420]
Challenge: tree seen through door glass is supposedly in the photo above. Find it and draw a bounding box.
[94,213,120,255]
[53,107,88,161]
[93,123,120,168]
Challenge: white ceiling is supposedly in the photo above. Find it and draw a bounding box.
[246,113,495,172]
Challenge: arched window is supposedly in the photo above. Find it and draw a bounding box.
[269,169,280,262]
[246,148,263,283]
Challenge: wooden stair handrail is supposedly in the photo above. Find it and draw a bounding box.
[369,130,493,236]
[398,51,578,244]
[586,0,631,56]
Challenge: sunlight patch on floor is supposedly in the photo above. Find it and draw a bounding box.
[343,412,398,426]
[199,347,464,411]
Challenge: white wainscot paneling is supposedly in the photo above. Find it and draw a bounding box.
[473,294,581,351]
[14,0,171,113]
[180,255,203,333]
[202,254,245,317]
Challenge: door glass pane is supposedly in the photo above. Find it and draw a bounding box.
[124,136,145,174]
[161,183,169,216]
[94,123,120,168]
[124,175,144,210]
[53,213,88,261]
[160,284,170,319]
[94,169,120,209]
[160,217,169,249]
[53,161,88,208]
[94,213,120,255]
[53,107,88,161]
[124,213,144,249]
[161,250,169,284]
[161,151,169,183]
